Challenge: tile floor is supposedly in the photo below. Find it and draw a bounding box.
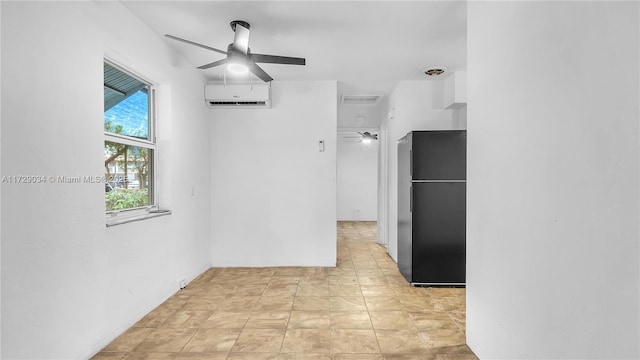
[92,221,478,360]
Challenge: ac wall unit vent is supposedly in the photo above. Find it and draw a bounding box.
[205,83,271,108]
[341,95,383,106]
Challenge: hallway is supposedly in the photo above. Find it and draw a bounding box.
[93,221,477,359]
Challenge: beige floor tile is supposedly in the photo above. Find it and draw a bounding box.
[393,286,429,297]
[246,311,291,329]
[233,284,268,296]
[123,353,177,360]
[398,296,434,313]
[419,329,466,348]
[433,297,465,312]
[448,311,466,330]
[329,285,363,297]
[280,354,331,360]
[355,268,383,277]
[181,328,241,352]
[364,296,404,311]
[263,284,299,297]
[360,285,396,297]
[410,312,458,330]
[239,275,272,285]
[330,311,372,329]
[199,283,236,296]
[281,329,331,353]
[356,276,388,286]
[327,267,356,276]
[133,328,196,352]
[293,296,330,311]
[381,354,436,360]
[181,296,225,310]
[296,283,330,297]
[336,260,354,269]
[202,311,250,328]
[227,353,279,360]
[231,328,286,353]
[133,308,176,328]
[161,310,212,328]
[217,296,260,311]
[175,353,228,360]
[288,311,330,329]
[329,329,379,353]
[328,275,359,286]
[434,355,480,360]
[330,297,367,311]
[160,296,189,310]
[331,354,383,360]
[369,311,415,330]
[254,297,295,312]
[375,329,430,353]
[90,352,128,360]
[103,327,154,352]
[428,288,465,298]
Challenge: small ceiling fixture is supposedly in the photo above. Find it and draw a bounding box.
[341,95,383,105]
[360,131,378,144]
[340,131,379,144]
[423,67,447,77]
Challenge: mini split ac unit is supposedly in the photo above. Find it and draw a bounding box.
[205,83,271,109]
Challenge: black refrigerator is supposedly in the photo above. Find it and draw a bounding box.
[397,130,466,286]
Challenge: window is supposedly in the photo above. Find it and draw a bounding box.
[104,60,156,215]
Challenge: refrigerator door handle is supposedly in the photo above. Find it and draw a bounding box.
[410,185,413,213]
[409,149,413,178]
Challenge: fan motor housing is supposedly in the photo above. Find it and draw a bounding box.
[230,20,250,32]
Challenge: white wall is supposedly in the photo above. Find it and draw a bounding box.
[1,2,211,359]
[337,137,378,221]
[467,2,639,359]
[210,81,337,267]
[379,81,462,260]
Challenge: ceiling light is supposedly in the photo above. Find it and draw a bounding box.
[423,67,447,77]
[227,62,249,75]
[359,131,377,145]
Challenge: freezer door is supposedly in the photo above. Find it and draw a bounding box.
[412,131,466,181]
[411,182,466,284]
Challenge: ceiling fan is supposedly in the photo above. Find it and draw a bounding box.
[164,20,305,82]
[342,132,379,144]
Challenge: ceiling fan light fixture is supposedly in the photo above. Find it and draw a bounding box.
[361,137,372,145]
[227,62,249,75]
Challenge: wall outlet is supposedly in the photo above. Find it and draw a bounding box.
[179,279,187,289]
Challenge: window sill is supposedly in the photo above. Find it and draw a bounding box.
[106,209,172,227]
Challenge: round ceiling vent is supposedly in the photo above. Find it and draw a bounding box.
[423,67,447,77]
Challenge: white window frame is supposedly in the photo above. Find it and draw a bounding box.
[104,59,163,225]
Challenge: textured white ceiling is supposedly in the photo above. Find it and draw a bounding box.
[123,1,466,98]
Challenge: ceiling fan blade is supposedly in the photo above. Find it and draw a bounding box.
[232,23,250,54]
[252,53,306,66]
[164,34,227,55]
[250,63,273,82]
[198,58,228,70]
